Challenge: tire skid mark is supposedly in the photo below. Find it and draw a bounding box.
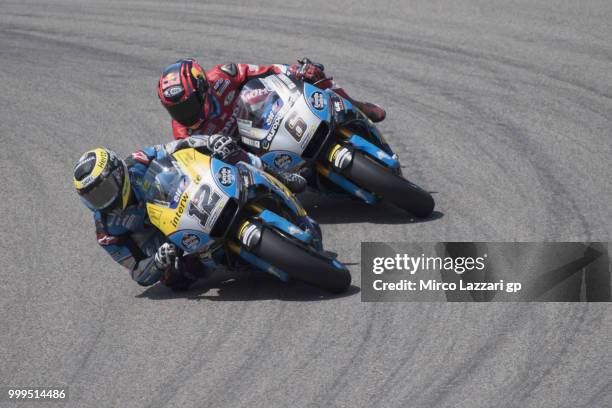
[509,306,590,405]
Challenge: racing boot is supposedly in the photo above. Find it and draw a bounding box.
[324,85,386,123]
[265,166,307,194]
[352,100,386,123]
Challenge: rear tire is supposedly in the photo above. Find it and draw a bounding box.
[250,228,351,293]
[342,152,435,217]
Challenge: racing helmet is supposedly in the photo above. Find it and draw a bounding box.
[158,58,210,127]
[73,148,131,211]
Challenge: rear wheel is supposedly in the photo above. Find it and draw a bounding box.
[249,227,351,293]
[342,151,434,217]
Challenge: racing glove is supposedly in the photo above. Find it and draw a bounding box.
[291,57,326,84]
[208,134,239,161]
[155,243,194,290]
[154,243,177,269]
[263,163,307,194]
[165,135,209,154]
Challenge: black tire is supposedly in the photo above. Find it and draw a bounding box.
[342,151,435,217]
[250,228,351,293]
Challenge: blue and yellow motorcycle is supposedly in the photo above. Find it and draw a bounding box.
[143,147,351,293]
[235,74,435,217]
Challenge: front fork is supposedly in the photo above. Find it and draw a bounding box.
[226,203,323,281]
[314,127,401,204]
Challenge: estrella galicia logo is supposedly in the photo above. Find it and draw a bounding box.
[217,166,234,186]
[181,233,200,250]
[310,91,325,110]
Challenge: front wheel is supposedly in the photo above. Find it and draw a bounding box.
[249,228,351,293]
[342,152,435,217]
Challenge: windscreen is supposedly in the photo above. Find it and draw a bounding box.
[236,80,286,139]
[143,157,188,207]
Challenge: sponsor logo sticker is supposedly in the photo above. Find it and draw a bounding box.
[163,86,184,98]
[181,233,200,250]
[273,154,293,170]
[241,137,260,149]
[334,99,345,112]
[310,91,326,110]
[170,192,189,228]
[217,166,234,186]
[278,73,297,90]
[213,79,230,95]
[266,114,283,140]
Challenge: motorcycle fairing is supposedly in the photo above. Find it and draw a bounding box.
[142,146,332,283]
[239,76,322,156]
[146,148,236,253]
[236,161,308,217]
[210,156,239,198]
[303,82,330,121]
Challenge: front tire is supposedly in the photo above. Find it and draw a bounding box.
[342,152,435,217]
[250,228,351,293]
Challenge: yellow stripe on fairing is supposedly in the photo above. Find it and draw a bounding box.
[172,148,211,183]
[146,190,190,236]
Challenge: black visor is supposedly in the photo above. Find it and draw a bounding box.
[165,92,205,126]
[80,174,121,210]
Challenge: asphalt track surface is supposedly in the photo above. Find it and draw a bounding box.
[1,1,611,407]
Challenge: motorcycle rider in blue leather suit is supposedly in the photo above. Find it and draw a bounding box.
[73,134,301,290]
